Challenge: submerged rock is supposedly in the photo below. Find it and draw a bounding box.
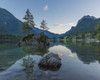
[38,53,61,70]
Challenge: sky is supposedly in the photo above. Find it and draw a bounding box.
[0,0,100,34]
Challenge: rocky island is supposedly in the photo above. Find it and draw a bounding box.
[19,32,49,46]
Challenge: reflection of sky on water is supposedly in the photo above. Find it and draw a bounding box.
[49,45,77,58]
[0,42,100,80]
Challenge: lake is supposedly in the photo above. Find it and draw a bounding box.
[0,41,100,80]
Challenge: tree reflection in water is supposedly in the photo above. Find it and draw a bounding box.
[22,55,35,80]
[21,46,49,80]
[21,46,49,56]
[20,41,100,80]
[66,41,100,64]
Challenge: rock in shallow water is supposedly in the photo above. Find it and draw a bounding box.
[38,53,61,69]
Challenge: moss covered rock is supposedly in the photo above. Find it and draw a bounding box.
[19,32,49,46]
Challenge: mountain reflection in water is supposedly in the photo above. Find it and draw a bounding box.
[0,41,100,80]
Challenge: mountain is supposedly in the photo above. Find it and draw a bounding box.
[32,27,61,38]
[2,8,98,38]
[64,15,100,36]
[0,8,62,38]
[0,8,22,34]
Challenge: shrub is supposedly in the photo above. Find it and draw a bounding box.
[22,34,34,41]
[36,35,48,44]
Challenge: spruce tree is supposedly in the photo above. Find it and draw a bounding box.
[22,9,35,34]
[40,19,49,31]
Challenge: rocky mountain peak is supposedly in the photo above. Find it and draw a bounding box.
[78,15,97,24]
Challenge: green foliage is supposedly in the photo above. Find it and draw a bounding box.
[96,24,100,41]
[22,9,35,34]
[97,34,100,41]
[22,22,30,33]
[22,34,34,41]
[67,35,73,40]
[36,35,48,44]
[40,19,49,31]
[97,24,100,32]
[0,34,21,42]
[66,41,100,64]
[22,56,35,68]
[21,46,49,56]
[81,33,85,39]
[66,16,100,36]
[65,31,97,41]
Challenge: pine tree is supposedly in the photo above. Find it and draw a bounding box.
[40,19,49,31]
[22,9,35,34]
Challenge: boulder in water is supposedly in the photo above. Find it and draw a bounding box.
[38,53,61,69]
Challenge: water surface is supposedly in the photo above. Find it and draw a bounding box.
[0,41,100,80]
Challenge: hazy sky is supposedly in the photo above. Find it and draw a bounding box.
[0,0,100,34]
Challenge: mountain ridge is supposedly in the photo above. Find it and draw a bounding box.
[64,15,100,36]
[0,7,100,38]
[0,8,22,34]
[0,8,62,38]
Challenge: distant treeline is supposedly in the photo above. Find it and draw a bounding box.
[0,34,21,42]
[60,23,100,42]
[66,32,96,40]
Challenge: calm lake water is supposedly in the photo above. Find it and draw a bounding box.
[0,41,100,80]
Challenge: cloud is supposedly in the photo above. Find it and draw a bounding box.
[43,5,48,11]
[67,22,76,26]
[55,24,63,27]
[68,54,76,57]
[54,22,76,28]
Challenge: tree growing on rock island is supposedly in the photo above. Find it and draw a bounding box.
[40,19,49,32]
[22,9,35,35]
